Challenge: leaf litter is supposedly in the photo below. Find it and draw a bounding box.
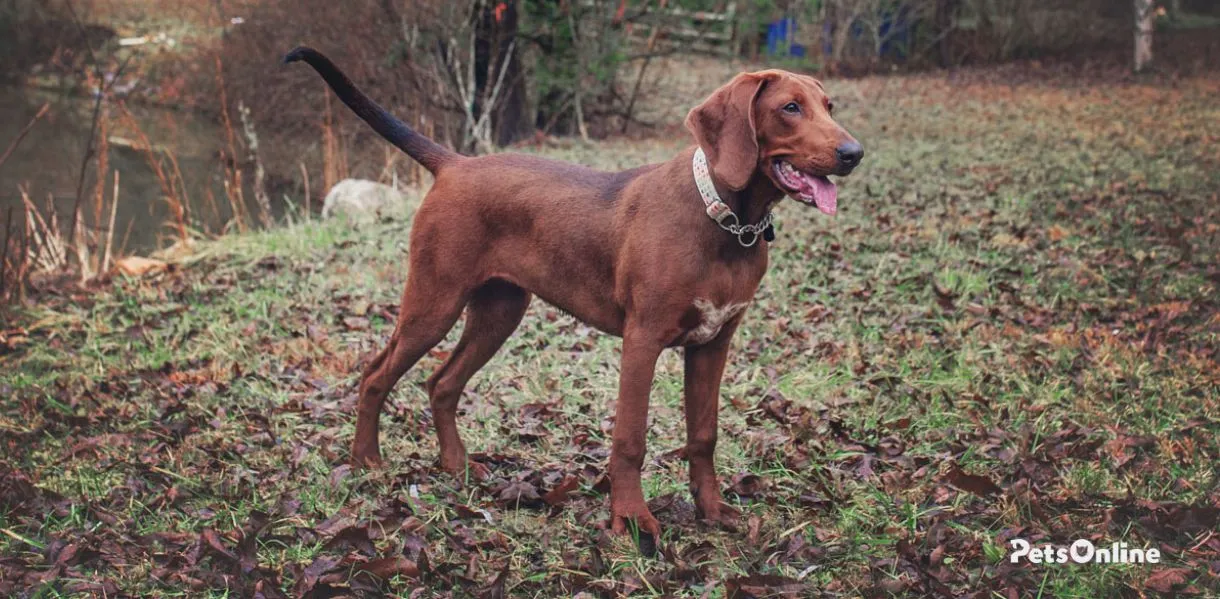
[2,54,1220,597]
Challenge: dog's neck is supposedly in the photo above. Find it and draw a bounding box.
[708,172,786,239]
[726,171,786,229]
[694,148,786,248]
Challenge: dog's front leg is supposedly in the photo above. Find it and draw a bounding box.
[607,326,665,539]
[683,317,742,528]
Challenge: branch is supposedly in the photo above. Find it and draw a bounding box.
[64,0,134,269]
[0,103,50,170]
[472,39,517,141]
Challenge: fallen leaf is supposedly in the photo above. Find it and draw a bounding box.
[729,473,766,497]
[200,529,240,566]
[497,480,541,507]
[542,475,580,507]
[322,525,376,556]
[355,556,420,580]
[943,465,1002,497]
[477,561,511,599]
[1144,568,1193,593]
[726,573,805,598]
[114,256,167,277]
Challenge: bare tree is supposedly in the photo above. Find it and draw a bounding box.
[401,0,524,153]
[819,0,936,66]
[1134,0,1155,72]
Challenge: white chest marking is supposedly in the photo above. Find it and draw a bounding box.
[683,298,749,345]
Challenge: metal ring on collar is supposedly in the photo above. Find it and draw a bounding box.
[737,229,760,247]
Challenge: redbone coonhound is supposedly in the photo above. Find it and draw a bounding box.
[285,46,863,540]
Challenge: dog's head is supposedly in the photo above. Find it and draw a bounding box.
[685,70,862,215]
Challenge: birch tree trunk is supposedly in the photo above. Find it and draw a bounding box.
[1134,0,1155,72]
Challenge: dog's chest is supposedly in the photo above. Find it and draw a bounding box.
[680,298,750,345]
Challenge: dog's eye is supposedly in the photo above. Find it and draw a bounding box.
[782,102,801,114]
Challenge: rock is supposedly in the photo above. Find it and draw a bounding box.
[321,179,409,222]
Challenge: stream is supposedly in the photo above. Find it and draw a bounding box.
[0,86,281,255]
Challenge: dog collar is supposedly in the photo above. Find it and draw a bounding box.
[692,147,774,247]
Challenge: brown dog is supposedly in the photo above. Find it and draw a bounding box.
[285,47,862,538]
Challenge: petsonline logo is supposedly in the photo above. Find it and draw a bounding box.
[1009,539,1161,565]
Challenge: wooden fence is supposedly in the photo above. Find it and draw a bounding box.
[623,1,739,56]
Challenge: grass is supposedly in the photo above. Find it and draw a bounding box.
[2,65,1219,597]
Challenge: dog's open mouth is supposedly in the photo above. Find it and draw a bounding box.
[773,159,837,215]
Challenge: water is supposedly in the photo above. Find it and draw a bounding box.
[0,86,267,255]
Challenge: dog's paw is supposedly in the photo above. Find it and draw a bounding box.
[609,506,662,556]
[693,486,741,531]
[350,445,384,468]
[697,500,741,531]
[609,501,661,535]
[609,510,661,536]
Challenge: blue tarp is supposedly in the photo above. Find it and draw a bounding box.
[766,18,807,57]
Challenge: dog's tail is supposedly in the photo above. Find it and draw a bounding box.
[283,46,457,174]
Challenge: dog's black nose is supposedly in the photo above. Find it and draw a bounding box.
[836,141,864,169]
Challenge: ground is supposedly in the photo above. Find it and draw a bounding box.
[2,64,1219,598]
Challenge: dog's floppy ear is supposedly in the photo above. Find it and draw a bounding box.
[685,72,776,191]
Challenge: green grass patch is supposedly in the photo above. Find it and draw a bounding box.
[1,68,1218,597]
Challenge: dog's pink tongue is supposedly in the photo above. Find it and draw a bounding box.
[805,176,837,215]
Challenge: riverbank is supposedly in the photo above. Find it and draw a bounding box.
[2,68,1219,596]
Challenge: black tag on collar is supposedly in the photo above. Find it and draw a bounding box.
[763,224,775,242]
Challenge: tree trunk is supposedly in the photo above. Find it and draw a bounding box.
[934,0,959,67]
[473,0,530,148]
[1134,0,1155,72]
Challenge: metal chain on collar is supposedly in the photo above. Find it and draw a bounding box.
[692,147,773,248]
[716,211,773,248]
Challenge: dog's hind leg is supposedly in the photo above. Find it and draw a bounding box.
[425,279,530,474]
[352,274,470,467]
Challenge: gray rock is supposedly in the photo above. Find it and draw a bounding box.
[321,179,408,222]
